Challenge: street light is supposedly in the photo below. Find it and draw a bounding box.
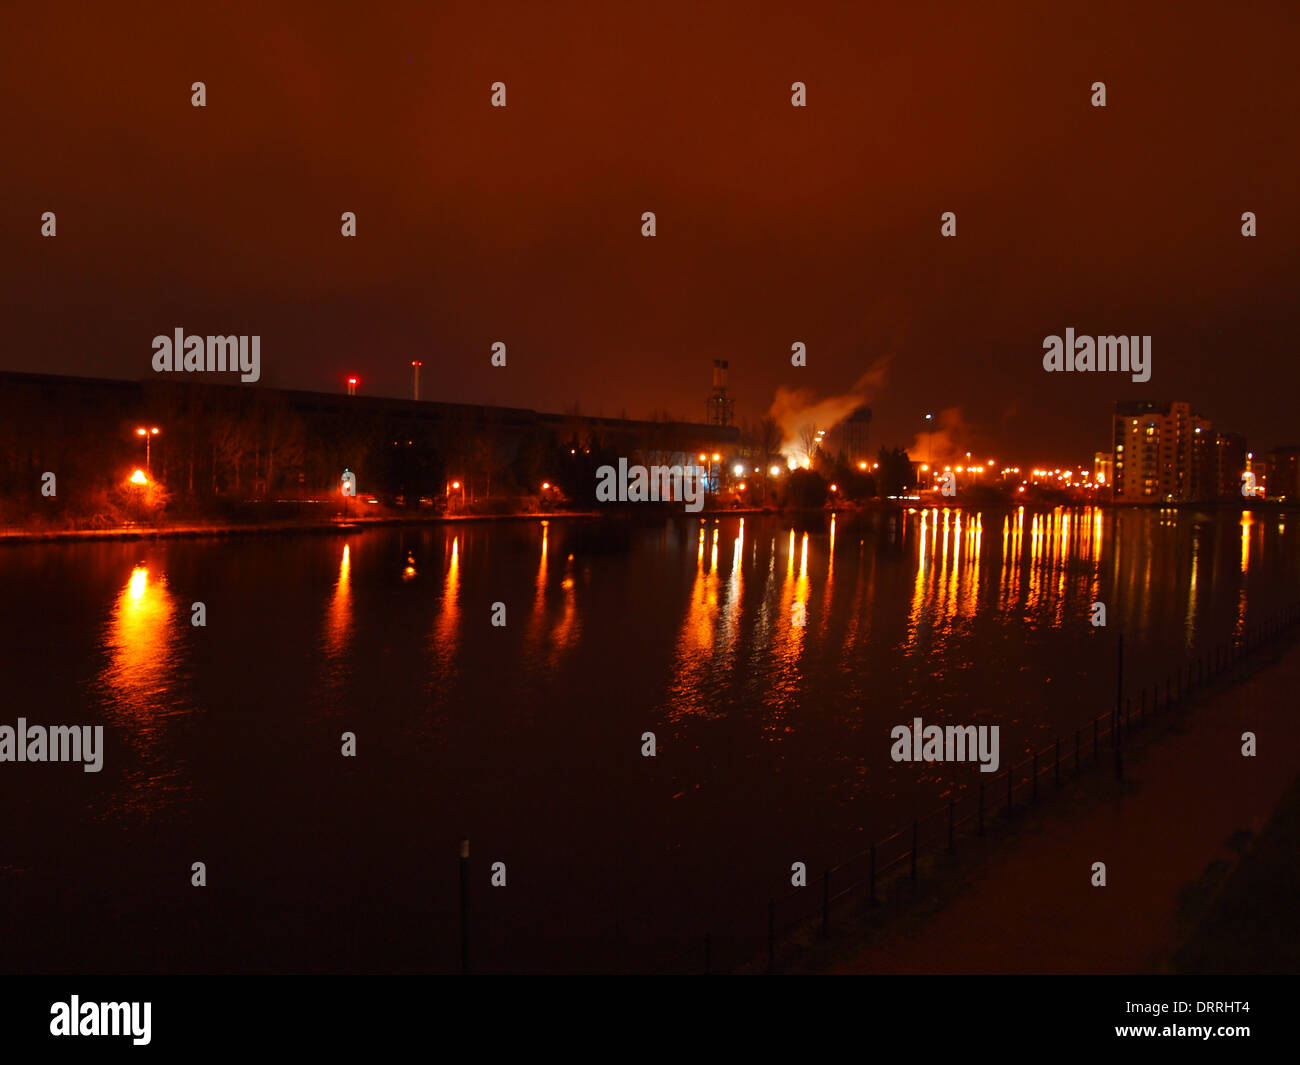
[135,426,159,472]
[923,413,934,489]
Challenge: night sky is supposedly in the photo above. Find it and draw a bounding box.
[3,0,1296,462]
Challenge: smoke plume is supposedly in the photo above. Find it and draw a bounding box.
[767,357,890,462]
[909,406,973,466]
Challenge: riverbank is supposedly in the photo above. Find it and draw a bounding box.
[778,635,1300,974]
[0,507,783,544]
[5,496,1299,546]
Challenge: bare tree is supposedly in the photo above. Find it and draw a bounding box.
[799,423,819,467]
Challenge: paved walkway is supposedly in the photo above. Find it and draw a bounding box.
[838,642,1300,973]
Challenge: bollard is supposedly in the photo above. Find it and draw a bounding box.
[768,900,775,971]
[459,838,470,974]
[1116,632,1124,720]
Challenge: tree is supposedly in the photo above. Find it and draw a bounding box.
[877,445,914,497]
[799,423,819,468]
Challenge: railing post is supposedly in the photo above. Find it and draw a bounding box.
[910,819,918,880]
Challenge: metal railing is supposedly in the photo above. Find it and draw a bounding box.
[653,597,1300,973]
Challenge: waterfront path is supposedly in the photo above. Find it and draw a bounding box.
[836,641,1300,973]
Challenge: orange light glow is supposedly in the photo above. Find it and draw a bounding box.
[129,469,148,485]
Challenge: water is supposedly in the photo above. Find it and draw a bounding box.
[2,506,1296,972]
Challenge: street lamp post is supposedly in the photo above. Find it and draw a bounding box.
[136,427,160,473]
[923,413,933,490]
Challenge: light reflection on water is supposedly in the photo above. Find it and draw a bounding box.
[96,563,190,817]
[75,508,1298,802]
[5,505,1296,970]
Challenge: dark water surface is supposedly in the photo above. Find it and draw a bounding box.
[2,507,1296,971]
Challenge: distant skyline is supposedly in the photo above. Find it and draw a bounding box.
[3,1,1297,464]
